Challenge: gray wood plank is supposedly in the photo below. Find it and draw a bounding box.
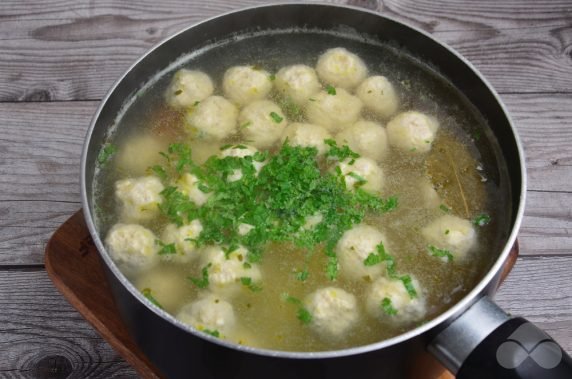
[0,0,571,101]
[0,270,137,378]
[0,257,569,376]
[0,96,570,264]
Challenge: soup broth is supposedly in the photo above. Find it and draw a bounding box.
[93,30,510,352]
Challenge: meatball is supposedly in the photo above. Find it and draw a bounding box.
[281,122,332,156]
[199,246,262,298]
[220,144,266,182]
[136,266,189,312]
[115,134,168,176]
[305,88,363,133]
[336,157,384,194]
[105,223,159,273]
[386,111,439,153]
[316,47,368,90]
[177,293,236,337]
[185,96,238,141]
[115,176,164,223]
[222,66,272,106]
[366,276,426,324]
[176,173,211,206]
[275,64,321,105]
[305,287,359,339]
[238,100,288,149]
[355,76,399,119]
[160,220,203,264]
[164,69,214,109]
[335,224,388,281]
[422,215,477,260]
[335,120,389,162]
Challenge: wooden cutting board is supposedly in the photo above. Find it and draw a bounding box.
[45,210,519,379]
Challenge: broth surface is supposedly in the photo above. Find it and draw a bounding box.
[93,30,510,352]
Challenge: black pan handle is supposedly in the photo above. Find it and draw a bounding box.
[429,296,572,379]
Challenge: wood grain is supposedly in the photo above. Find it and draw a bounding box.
[0,255,568,377]
[0,0,571,101]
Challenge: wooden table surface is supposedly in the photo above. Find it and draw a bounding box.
[1,0,571,377]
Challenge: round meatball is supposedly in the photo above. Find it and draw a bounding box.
[177,293,236,337]
[316,47,368,89]
[238,100,288,149]
[305,287,359,339]
[185,96,238,141]
[164,69,214,109]
[220,144,266,182]
[422,215,477,260]
[335,120,389,162]
[335,224,388,281]
[176,173,211,206]
[136,266,189,312]
[199,246,262,298]
[105,223,159,273]
[160,220,203,264]
[115,176,164,223]
[305,88,363,133]
[115,134,168,176]
[386,111,439,153]
[281,123,332,156]
[275,64,321,105]
[356,76,399,119]
[222,66,272,106]
[336,157,384,194]
[366,276,426,324]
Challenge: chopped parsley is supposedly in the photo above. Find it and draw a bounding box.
[399,275,418,299]
[141,288,163,309]
[97,143,116,165]
[325,254,339,281]
[363,242,395,275]
[240,276,262,292]
[203,329,220,338]
[239,121,252,129]
[149,165,167,181]
[174,89,183,96]
[381,297,398,316]
[188,263,211,289]
[326,85,336,95]
[269,112,284,123]
[297,307,313,324]
[269,74,276,81]
[324,139,360,161]
[473,213,491,226]
[295,269,309,282]
[439,204,450,213]
[347,172,367,187]
[427,245,454,262]
[155,240,177,255]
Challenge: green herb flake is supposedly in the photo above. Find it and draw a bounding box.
[325,255,339,281]
[381,297,398,316]
[155,240,177,255]
[141,288,163,309]
[269,74,276,81]
[269,112,284,124]
[193,100,200,106]
[189,263,211,289]
[427,245,454,262]
[347,172,367,187]
[473,213,491,226]
[97,144,117,165]
[400,275,418,299]
[239,121,252,129]
[324,139,360,161]
[297,307,313,324]
[283,294,302,305]
[326,85,336,95]
[439,204,450,213]
[203,329,220,338]
[296,269,309,282]
[240,276,262,292]
[445,229,450,235]
[149,165,167,181]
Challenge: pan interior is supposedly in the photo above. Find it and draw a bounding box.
[91,28,512,352]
